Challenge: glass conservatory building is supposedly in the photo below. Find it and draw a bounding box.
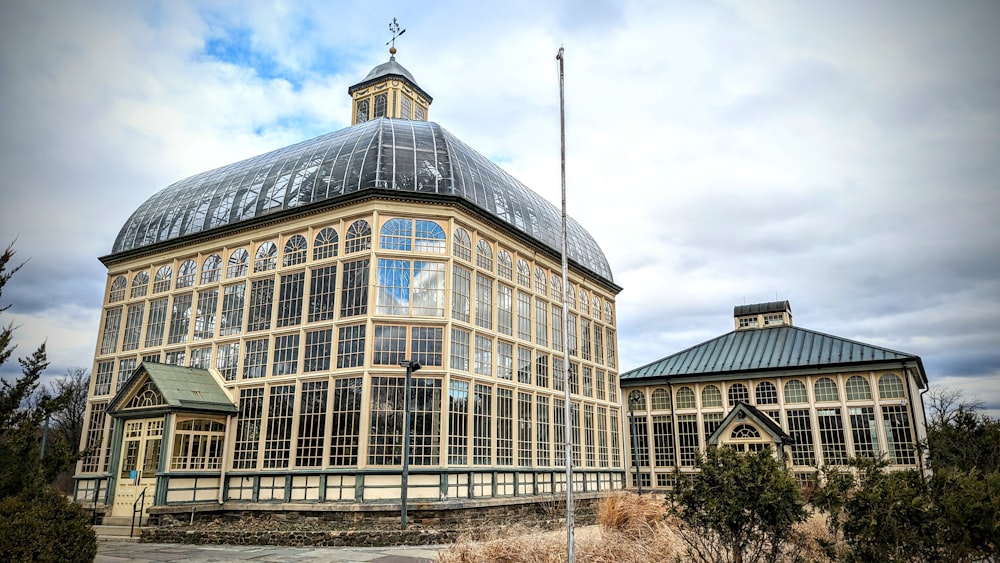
[74,50,625,521]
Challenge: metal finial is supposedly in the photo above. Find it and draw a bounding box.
[387,17,406,56]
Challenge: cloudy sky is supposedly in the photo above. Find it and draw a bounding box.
[1,1,998,413]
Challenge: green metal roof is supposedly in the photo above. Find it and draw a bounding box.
[621,325,924,382]
[109,363,237,414]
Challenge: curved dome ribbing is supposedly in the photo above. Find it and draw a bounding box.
[112,118,614,283]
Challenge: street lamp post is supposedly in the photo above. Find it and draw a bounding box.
[628,394,642,495]
[399,359,422,529]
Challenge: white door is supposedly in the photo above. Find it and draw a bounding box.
[111,418,163,518]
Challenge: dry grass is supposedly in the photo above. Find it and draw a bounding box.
[437,494,686,563]
[596,492,666,536]
[437,494,848,563]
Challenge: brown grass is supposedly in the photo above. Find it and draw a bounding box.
[437,493,685,563]
[437,494,848,563]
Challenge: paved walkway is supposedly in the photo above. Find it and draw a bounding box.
[96,541,446,562]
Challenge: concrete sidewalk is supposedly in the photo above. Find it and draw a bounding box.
[96,540,446,562]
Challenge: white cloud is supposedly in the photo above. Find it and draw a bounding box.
[0,1,997,406]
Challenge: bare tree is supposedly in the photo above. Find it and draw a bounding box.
[44,367,90,450]
[926,385,983,425]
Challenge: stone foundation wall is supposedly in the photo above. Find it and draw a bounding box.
[143,496,601,547]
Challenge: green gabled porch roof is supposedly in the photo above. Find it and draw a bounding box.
[708,402,794,447]
[621,325,926,384]
[109,363,237,414]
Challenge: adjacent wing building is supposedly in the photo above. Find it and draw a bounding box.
[619,301,929,488]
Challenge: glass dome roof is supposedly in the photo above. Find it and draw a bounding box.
[112,118,614,283]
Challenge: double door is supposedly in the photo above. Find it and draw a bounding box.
[111,418,163,517]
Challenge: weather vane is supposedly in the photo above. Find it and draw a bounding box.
[387,18,406,54]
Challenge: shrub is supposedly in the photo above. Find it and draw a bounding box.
[0,486,97,563]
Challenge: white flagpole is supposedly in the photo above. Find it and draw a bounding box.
[556,45,575,563]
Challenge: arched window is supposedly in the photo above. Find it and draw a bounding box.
[355,99,369,123]
[254,242,277,272]
[814,377,840,402]
[153,265,173,293]
[604,302,614,325]
[784,380,808,403]
[728,383,749,406]
[755,381,779,405]
[701,385,722,407]
[731,424,761,439]
[550,275,562,301]
[878,373,905,399]
[628,389,646,411]
[109,276,127,302]
[131,271,149,298]
[453,228,472,262]
[475,240,493,270]
[415,220,446,253]
[227,248,249,278]
[496,250,513,280]
[651,388,671,410]
[380,218,412,250]
[344,219,371,254]
[313,227,339,260]
[282,235,307,266]
[535,269,547,295]
[567,286,577,309]
[579,290,590,315]
[592,296,601,318]
[373,92,387,118]
[845,375,872,400]
[176,259,196,288]
[676,387,696,409]
[517,260,531,287]
[201,254,222,284]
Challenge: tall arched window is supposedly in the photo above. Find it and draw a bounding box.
[176,259,197,288]
[628,389,646,411]
[201,254,222,284]
[579,290,589,315]
[153,265,173,293]
[380,218,412,250]
[344,220,371,254]
[728,383,749,406]
[878,373,905,399]
[534,269,547,295]
[453,228,472,262]
[604,302,614,325]
[313,227,339,260]
[282,235,307,266]
[701,385,722,407]
[517,260,531,287]
[254,242,277,272]
[755,381,779,405]
[355,99,370,123]
[784,380,808,403]
[550,275,562,301]
[373,93,387,118]
[497,250,513,280]
[109,276,127,302]
[475,240,493,270]
[131,271,149,298]
[676,387,696,409]
[845,375,872,400]
[567,286,577,309]
[227,248,249,278]
[592,296,601,318]
[651,388,671,410]
[415,220,446,253]
[814,377,840,402]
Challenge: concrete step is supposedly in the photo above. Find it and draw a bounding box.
[93,524,153,542]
